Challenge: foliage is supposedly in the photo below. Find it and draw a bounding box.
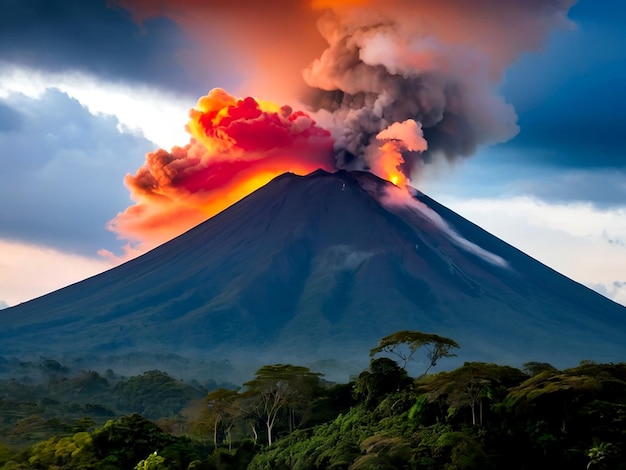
[418,362,528,426]
[26,431,96,469]
[1,339,625,469]
[369,330,460,374]
[522,361,558,377]
[134,451,167,469]
[112,371,206,419]
[0,443,15,467]
[241,364,323,446]
[205,439,257,470]
[353,357,411,408]
[247,360,626,469]
[2,414,203,470]
[193,388,241,450]
[0,367,207,448]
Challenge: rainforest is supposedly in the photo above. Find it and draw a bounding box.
[0,331,624,469]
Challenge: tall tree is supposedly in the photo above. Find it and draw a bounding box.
[419,362,527,426]
[242,364,322,446]
[200,388,241,450]
[370,330,459,375]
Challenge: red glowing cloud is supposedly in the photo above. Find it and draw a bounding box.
[107,89,334,250]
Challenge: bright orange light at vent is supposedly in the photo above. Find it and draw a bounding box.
[107,89,335,252]
[371,141,408,189]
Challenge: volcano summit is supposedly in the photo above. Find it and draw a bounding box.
[1,170,624,380]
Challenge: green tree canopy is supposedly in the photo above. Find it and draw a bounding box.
[242,364,323,446]
[354,357,412,408]
[202,388,241,450]
[419,362,527,426]
[370,330,460,375]
[522,361,558,377]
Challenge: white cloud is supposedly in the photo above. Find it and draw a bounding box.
[436,195,626,305]
[589,281,626,308]
[0,63,192,149]
[0,238,114,307]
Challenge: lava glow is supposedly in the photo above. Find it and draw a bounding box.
[107,89,334,250]
[372,142,409,188]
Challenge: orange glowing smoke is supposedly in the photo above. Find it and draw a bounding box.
[375,143,407,187]
[106,89,334,251]
[371,119,428,187]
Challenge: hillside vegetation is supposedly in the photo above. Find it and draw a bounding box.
[0,331,624,469]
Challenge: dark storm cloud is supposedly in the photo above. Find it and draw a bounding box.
[0,89,154,255]
[505,65,626,169]
[421,147,626,211]
[571,0,626,28]
[499,0,626,171]
[510,168,626,209]
[0,0,207,93]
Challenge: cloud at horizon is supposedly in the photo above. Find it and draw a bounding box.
[0,239,113,307]
[436,194,626,306]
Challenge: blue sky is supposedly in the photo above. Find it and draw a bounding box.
[0,0,625,307]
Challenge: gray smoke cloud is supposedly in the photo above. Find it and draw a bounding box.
[301,0,576,181]
[114,0,576,184]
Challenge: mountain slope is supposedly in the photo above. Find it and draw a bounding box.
[1,170,624,380]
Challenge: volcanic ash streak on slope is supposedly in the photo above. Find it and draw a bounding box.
[379,184,509,268]
[105,89,334,254]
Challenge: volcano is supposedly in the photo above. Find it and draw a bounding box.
[1,170,625,381]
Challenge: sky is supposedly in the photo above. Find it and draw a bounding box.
[0,0,625,308]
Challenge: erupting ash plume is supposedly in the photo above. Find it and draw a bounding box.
[108,0,575,250]
[303,0,574,180]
